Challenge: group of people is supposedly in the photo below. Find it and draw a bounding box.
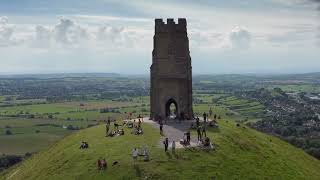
[156,109,217,152]
[97,158,119,170]
[163,138,176,153]
[79,141,89,149]
[195,117,207,142]
[131,118,143,135]
[108,129,125,137]
[132,146,149,162]
[181,131,191,146]
[209,112,220,127]
[106,115,146,138]
[127,112,144,121]
[99,109,218,169]
[106,119,125,137]
[202,109,220,128]
[199,137,214,150]
[189,110,218,150]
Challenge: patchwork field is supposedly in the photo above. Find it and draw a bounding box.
[0,97,150,156]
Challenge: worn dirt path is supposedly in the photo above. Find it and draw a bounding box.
[131,118,199,149]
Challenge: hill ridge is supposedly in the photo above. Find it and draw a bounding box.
[2,119,320,180]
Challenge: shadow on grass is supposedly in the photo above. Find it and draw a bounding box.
[172,152,180,159]
[207,127,220,133]
[185,147,199,152]
[133,164,142,177]
[165,151,172,159]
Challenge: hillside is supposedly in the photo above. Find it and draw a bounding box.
[2,120,320,180]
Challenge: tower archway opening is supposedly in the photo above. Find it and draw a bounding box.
[165,98,178,119]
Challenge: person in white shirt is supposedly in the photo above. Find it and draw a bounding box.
[143,146,149,161]
[171,140,176,154]
[132,147,139,162]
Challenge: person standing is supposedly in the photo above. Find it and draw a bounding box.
[163,138,169,152]
[101,158,107,170]
[143,146,149,162]
[202,123,207,138]
[171,140,176,154]
[160,122,163,135]
[196,117,200,127]
[132,147,139,163]
[197,126,202,142]
[158,115,162,124]
[105,122,110,137]
[138,119,142,130]
[203,112,207,123]
[209,108,213,117]
[186,131,191,144]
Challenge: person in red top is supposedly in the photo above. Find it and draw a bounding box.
[129,112,132,120]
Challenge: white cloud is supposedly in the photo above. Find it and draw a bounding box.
[0,16,14,46]
[0,12,319,74]
[74,15,149,23]
[0,16,9,25]
[273,0,320,7]
[97,25,125,44]
[0,17,152,51]
[53,18,89,45]
[33,25,52,48]
[189,26,252,51]
[0,14,317,52]
[229,26,251,49]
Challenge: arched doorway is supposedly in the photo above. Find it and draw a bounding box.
[165,98,178,119]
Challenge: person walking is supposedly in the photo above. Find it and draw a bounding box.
[163,138,169,152]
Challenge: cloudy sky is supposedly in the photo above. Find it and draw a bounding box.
[0,0,319,74]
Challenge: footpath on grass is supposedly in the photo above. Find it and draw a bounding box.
[132,118,199,149]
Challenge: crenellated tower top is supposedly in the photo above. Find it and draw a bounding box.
[155,18,187,33]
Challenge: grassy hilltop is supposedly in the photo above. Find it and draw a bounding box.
[2,119,320,180]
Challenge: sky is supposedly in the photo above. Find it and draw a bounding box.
[0,0,319,75]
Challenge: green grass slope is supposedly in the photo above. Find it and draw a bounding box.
[2,120,320,180]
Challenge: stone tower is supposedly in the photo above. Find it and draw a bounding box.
[150,18,193,120]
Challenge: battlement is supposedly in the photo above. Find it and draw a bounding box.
[155,18,187,33]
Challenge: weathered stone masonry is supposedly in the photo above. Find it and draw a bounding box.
[150,18,193,120]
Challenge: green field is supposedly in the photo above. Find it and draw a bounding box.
[0,97,150,156]
[0,118,86,155]
[269,84,320,93]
